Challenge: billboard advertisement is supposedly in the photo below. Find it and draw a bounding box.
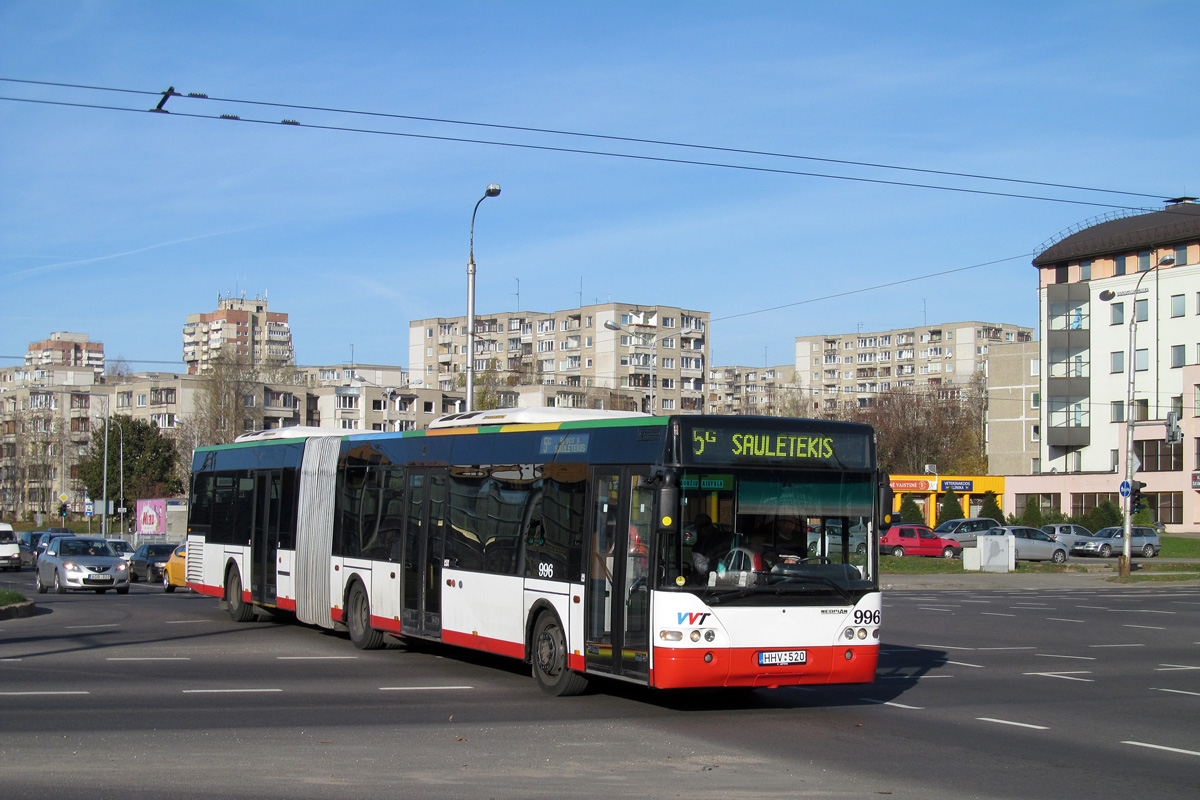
[137,498,167,536]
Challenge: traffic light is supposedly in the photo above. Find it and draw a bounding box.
[1166,412,1183,445]
[58,503,68,518]
[1130,480,1147,514]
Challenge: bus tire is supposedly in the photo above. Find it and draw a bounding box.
[226,567,254,623]
[532,611,588,697]
[347,584,384,650]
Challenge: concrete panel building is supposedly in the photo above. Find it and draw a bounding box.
[183,293,294,375]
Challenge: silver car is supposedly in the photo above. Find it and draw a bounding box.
[1073,527,1160,558]
[1041,523,1093,550]
[999,526,1069,563]
[35,537,130,594]
[932,517,1002,544]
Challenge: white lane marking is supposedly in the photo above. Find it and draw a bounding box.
[0,691,89,696]
[1035,653,1096,661]
[65,624,120,629]
[1024,671,1094,682]
[1122,609,1175,615]
[182,688,283,693]
[1046,618,1085,623]
[1076,605,1109,610]
[978,647,1036,650]
[1155,664,1200,671]
[977,717,1049,730]
[960,600,992,603]
[165,620,210,625]
[1124,624,1166,630]
[1089,643,1144,648]
[1122,741,1200,757]
[378,685,474,691]
[1153,688,1200,697]
[0,658,24,662]
[918,607,956,612]
[860,698,923,709]
[982,612,1016,617]
[945,660,985,668]
[880,674,954,679]
[106,657,191,661]
[919,644,975,650]
[276,656,360,660]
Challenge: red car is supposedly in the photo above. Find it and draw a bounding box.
[881,525,962,558]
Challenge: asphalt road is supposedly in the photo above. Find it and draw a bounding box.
[1,575,1198,799]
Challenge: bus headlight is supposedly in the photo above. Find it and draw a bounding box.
[857,628,868,640]
[704,630,716,642]
[690,630,702,642]
[659,630,683,641]
[843,628,855,641]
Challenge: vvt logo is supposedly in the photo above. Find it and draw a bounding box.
[677,612,712,625]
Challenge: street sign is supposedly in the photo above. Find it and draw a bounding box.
[59,492,68,502]
[1119,480,1131,498]
[84,501,94,518]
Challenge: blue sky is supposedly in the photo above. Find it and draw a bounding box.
[2,1,1197,372]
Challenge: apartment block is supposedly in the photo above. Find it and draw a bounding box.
[794,322,1034,413]
[408,303,709,414]
[706,364,799,416]
[983,340,1041,475]
[182,293,294,375]
[25,332,105,376]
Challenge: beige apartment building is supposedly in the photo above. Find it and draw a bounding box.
[982,340,1041,475]
[183,293,294,375]
[794,321,1035,413]
[706,364,799,416]
[408,303,709,414]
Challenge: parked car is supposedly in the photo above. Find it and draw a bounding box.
[0,525,20,572]
[932,517,1002,544]
[162,543,187,592]
[1073,527,1160,558]
[130,543,176,582]
[998,526,1069,563]
[880,525,962,558]
[35,536,129,594]
[17,530,41,567]
[1041,523,1093,549]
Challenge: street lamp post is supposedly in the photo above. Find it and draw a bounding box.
[605,320,656,414]
[466,184,501,413]
[1120,253,1174,576]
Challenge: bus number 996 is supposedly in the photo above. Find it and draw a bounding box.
[538,562,554,578]
[853,609,880,625]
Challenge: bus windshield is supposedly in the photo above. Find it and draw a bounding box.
[659,468,876,600]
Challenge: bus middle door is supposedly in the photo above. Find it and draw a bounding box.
[585,470,652,682]
[250,470,282,607]
[402,467,447,638]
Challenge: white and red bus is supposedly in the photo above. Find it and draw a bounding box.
[185,409,886,695]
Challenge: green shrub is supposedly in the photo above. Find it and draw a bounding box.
[937,491,965,527]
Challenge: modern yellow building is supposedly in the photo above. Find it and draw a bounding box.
[889,474,1006,528]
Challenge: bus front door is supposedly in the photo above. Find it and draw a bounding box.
[585,470,652,682]
[402,468,446,637]
[250,470,282,607]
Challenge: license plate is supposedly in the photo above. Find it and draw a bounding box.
[87,574,113,583]
[758,650,807,666]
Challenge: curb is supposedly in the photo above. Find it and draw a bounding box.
[0,600,36,620]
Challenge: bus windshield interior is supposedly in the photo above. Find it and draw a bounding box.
[659,469,876,599]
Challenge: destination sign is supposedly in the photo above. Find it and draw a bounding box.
[683,425,871,468]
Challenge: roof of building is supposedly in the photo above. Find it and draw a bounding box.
[1032,200,1200,267]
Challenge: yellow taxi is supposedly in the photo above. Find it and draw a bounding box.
[162,543,187,592]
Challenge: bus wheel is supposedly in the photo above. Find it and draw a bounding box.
[347,585,384,650]
[226,567,254,623]
[532,611,588,697]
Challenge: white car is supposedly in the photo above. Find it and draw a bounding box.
[106,538,136,568]
[0,524,20,572]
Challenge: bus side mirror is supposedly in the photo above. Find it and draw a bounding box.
[658,484,679,532]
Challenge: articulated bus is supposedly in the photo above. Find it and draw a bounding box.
[185,408,887,695]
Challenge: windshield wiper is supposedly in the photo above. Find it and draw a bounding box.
[705,573,853,604]
[768,574,852,602]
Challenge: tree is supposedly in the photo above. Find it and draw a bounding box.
[846,378,987,475]
[899,494,926,524]
[978,490,1004,524]
[1018,496,1043,528]
[937,490,965,527]
[474,359,505,411]
[1079,500,1121,534]
[192,352,263,446]
[77,416,183,512]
